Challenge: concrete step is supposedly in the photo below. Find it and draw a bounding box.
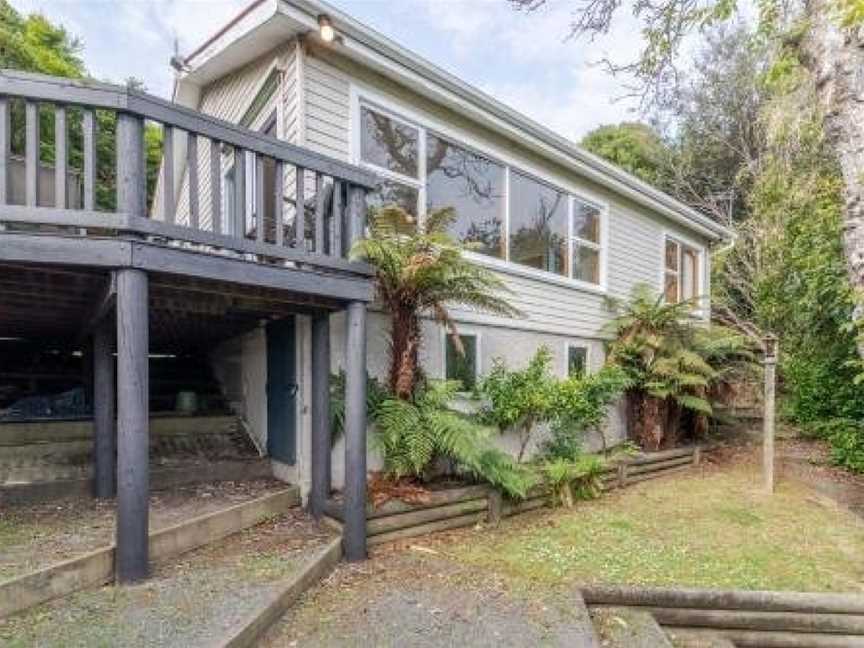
[1,457,273,504]
[590,606,673,647]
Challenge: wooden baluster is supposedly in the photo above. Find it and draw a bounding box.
[295,166,305,250]
[314,172,325,254]
[346,184,366,248]
[210,139,221,234]
[162,125,174,223]
[116,113,145,217]
[234,148,246,239]
[82,109,96,211]
[0,98,9,229]
[187,133,199,229]
[331,179,342,257]
[25,101,39,207]
[255,153,265,244]
[274,160,284,247]
[55,105,67,209]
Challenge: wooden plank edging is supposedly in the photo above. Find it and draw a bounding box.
[217,536,343,648]
[581,584,864,615]
[0,487,300,619]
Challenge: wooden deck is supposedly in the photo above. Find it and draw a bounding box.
[0,69,374,578]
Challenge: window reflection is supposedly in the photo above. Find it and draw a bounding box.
[366,180,419,219]
[360,107,419,178]
[509,171,568,275]
[426,134,505,258]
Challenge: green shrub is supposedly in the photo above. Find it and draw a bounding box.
[478,347,559,462]
[800,417,864,473]
[374,380,536,498]
[329,371,389,444]
[543,365,633,459]
[539,455,606,506]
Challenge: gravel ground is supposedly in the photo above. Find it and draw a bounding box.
[0,478,288,581]
[0,509,335,648]
[262,538,597,648]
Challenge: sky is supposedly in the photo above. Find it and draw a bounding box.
[11,0,646,143]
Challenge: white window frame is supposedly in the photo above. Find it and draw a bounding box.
[349,85,609,294]
[441,327,482,391]
[563,342,591,378]
[662,232,707,317]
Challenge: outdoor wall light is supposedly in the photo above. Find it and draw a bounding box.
[318,15,336,42]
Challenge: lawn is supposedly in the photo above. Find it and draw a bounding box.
[455,458,864,592]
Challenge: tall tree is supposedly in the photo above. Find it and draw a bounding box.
[581,122,670,188]
[0,0,162,210]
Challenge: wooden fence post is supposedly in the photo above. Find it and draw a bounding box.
[487,489,503,526]
[763,334,778,494]
[617,462,628,489]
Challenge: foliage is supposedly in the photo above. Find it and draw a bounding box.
[581,122,670,188]
[478,347,559,461]
[539,455,606,507]
[0,1,162,211]
[351,206,520,399]
[329,371,389,444]
[801,418,864,473]
[606,285,756,449]
[373,380,536,498]
[542,365,633,459]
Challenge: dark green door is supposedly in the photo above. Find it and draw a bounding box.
[266,318,297,464]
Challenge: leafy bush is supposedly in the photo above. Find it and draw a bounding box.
[329,371,390,444]
[543,365,633,459]
[374,380,536,498]
[478,347,559,461]
[606,285,757,449]
[801,418,864,473]
[539,456,606,507]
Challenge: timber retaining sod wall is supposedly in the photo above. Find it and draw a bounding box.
[325,445,707,546]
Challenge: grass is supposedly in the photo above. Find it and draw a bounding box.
[455,464,864,592]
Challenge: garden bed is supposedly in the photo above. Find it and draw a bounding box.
[324,446,706,546]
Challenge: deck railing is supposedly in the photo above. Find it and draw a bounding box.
[0,70,377,276]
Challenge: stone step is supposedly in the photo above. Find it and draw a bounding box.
[590,606,673,647]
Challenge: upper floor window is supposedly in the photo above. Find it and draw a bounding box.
[356,100,607,288]
[572,199,602,284]
[360,106,419,178]
[427,134,505,259]
[509,171,568,276]
[664,237,701,304]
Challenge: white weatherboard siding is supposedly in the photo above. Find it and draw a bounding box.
[175,35,715,492]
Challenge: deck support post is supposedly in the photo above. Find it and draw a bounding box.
[310,311,332,519]
[115,268,149,583]
[343,300,368,561]
[114,110,149,584]
[93,317,116,499]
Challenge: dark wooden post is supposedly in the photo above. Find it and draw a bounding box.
[343,184,368,560]
[93,318,116,498]
[309,311,331,518]
[343,300,367,561]
[115,268,149,582]
[115,112,149,583]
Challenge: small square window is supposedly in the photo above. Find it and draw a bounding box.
[567,345,588,378]
[445,334,478,391]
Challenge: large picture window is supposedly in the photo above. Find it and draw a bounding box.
[509,171,568,276]
[426,134,505,258]
[356,100,607,288]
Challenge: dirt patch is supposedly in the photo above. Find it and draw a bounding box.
[262,540,596,647]
[777,438,864,517]
[0,478,288,581]
[0,509,335,648]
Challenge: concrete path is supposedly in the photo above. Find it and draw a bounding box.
[262,547,598,647]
